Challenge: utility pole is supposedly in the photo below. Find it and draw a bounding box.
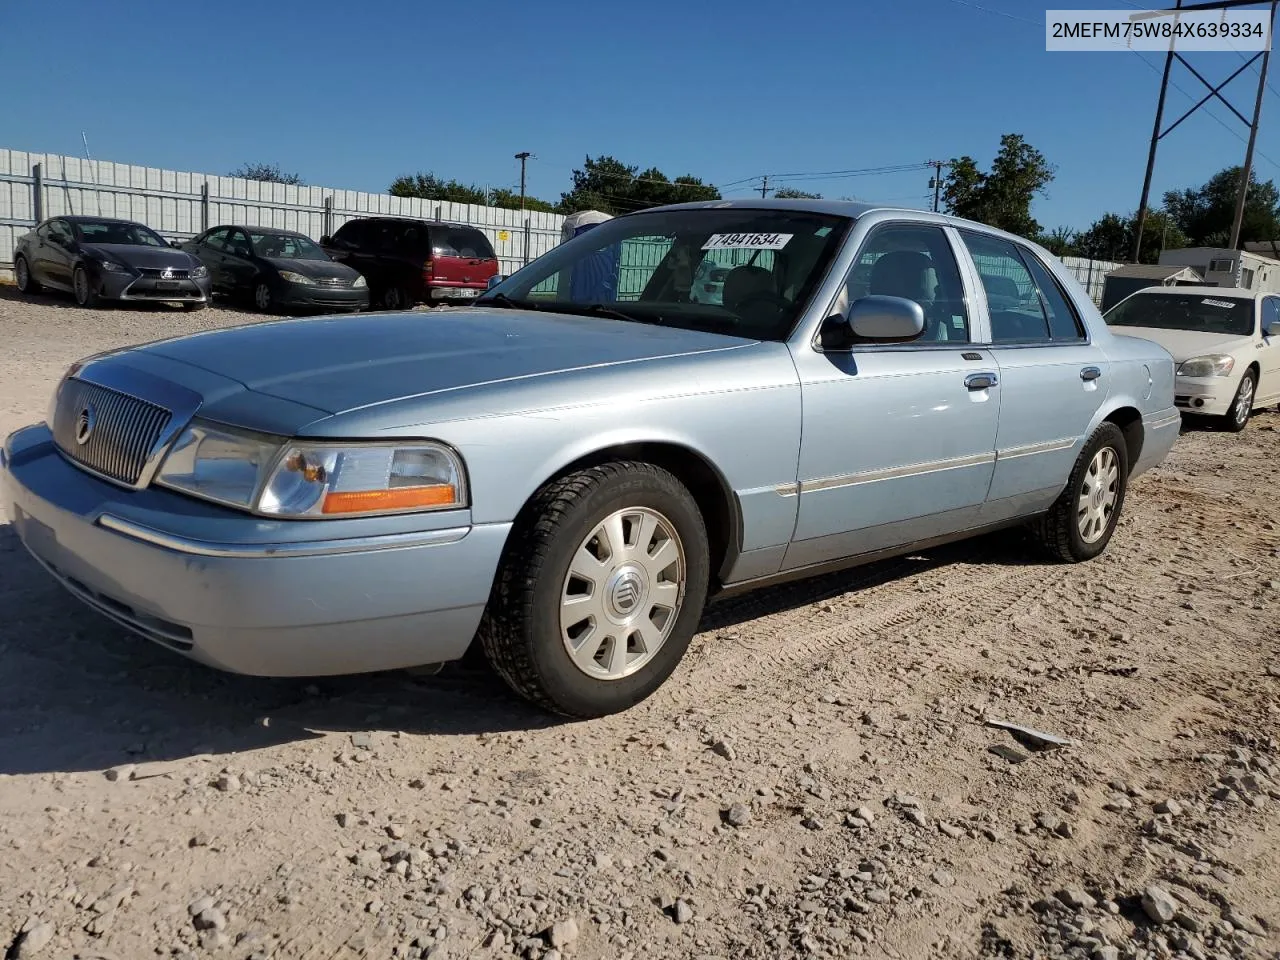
[1229,1,1277,249]
[514,151,532,213]
[930,160,944,213]
[759,176,769,199]
[1133,0,1180,263]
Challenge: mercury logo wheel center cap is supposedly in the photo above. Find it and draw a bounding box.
[606,566,647,619]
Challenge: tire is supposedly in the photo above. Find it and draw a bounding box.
[1219,370,1256,433]
[14,255,40,294]
[380,285,410,311]
[478,461,710,718]
[1035,421,1129,563]
[72,265,100,308]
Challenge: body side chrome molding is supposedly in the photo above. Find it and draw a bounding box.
[97,514,470,559]
[994,437,1077,461]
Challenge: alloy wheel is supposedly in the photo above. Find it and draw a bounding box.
[15,257,29,291]
[1077,446,1120,544]
[254,284,272,311]
[1234,375,1254,427]
[559,507,686,681]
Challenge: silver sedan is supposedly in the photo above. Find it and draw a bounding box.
[1,200,1181,717]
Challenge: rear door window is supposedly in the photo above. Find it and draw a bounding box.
[431,226,495,259]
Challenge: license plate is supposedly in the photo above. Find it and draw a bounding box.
[455,288,478,298]
[155,281,179,290]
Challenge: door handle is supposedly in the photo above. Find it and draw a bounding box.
[1080,366,1102,382]
[964,372,998,390]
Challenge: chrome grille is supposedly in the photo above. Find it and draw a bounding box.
[140,267,190,279]
[315,277,351,288]
[52,379,172,486]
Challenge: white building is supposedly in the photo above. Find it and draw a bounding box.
[1157,246,1280,293]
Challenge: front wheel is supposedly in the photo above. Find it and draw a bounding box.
[72,265,100,308]
[1220,371,1256,433]
[1035,421,1129,563]
[14,255,40,294]
[253,282,275,313]
[478,461,710,718]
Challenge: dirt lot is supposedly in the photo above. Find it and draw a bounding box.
[1,286,1278,960]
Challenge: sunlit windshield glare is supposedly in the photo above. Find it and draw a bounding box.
[483,209,849,340]
[1104,293,1253,336]
[77,220,168,247]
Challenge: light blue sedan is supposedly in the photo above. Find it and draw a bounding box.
[1,200,1181,718]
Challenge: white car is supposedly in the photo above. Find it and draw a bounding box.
[1104,285,1280,431]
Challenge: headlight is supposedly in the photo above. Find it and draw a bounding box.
[1176,355,1235,378]
[154,421,282,510]
[154,420,467,517]
[190,264,209,279]
[258,442,465,517]
[97,259,129,273]
[279,271,316,286]
[352,275,367,289]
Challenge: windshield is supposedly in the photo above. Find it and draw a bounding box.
[248,231,329,260]
[75,220,168,247]
[1104,292,1254,336]
[482,208,850,340]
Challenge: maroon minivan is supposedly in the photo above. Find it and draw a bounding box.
[320,217,500,310]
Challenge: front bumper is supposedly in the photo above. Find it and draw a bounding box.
[97,268,213,304]
[1,424,509,677]
[1173,375,1235,416]
[275,283,370,310]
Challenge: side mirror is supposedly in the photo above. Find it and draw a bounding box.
[486,274,506,290]
[170,240,182,248]
[319,235,333,246]
[847,295,925,342]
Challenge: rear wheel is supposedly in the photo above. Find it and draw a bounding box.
[14,255,40,294]
[1219,371,1256,433]
[478,461,710,718]
[72,265,100,308]
[380,285,410,311]
[1035,421,1129,563]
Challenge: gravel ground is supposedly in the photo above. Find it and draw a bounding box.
[1,286,1279,960]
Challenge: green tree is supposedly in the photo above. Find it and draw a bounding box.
[1040,226,1077,257]
[773,187,823,199]
[941,134,1055,238]
[1075,209,1188,263]
[559,155,720,214]
[389,172,487,205]
[230,162,304,185]
[486,188,559,214]
[1163,165,1280,247]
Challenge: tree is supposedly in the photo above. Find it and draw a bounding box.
[559,155,720,215]
[773,187,823,200]
[1040,226,1076,257]
[1075,209,1188,263]
[389,172,487,205]
[230,162,304,185]
[941,134,1055,238]
[1163,165,1280,247]
[486,188,559,214]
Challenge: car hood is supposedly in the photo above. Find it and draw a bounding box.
[134,307,755,415]
[1109,326,1252,361]
[266,257,360,281]
[83,243,198,270]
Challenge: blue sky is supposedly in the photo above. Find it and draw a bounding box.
[3,0,1278,232]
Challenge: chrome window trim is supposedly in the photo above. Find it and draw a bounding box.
[97,514,470,559]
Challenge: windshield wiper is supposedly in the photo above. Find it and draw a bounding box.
[476,293,540,310]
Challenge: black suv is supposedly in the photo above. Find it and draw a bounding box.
[320,218,500,310]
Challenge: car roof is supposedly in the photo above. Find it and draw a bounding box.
[623,197,1047,248]
[1128,285,1259,300]
[58,215,144,224]
[212,225,306,237]
[342,216,481,230]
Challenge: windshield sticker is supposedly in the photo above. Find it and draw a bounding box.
[1201,298,1239,309]
[702,232,793,251]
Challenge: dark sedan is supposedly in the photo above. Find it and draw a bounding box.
[182,226,369,313]
[14,216,212,310]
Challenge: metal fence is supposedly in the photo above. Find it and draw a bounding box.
[0,148,566,279]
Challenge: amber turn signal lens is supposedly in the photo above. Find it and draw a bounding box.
[321,484,457,515]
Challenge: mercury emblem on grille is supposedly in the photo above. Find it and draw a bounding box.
[160,267,175,280]
[75,405,96,445]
